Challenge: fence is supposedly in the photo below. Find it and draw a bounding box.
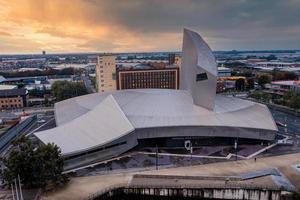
[83,184,283,200]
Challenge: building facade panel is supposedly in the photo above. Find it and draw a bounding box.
[117,68,179,90]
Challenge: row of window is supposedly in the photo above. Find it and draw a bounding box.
[0,99,21,103]
[1,104,22,108]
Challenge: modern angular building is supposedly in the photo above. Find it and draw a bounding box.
[34,29,277,170]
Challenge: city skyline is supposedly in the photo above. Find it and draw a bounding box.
[0,0,299,54]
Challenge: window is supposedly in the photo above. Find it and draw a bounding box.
[112,73,116,80]
[196,73,208,81]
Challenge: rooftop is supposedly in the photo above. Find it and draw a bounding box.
[0,88,28,97]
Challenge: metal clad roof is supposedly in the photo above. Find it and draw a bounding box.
[35,95,134,155]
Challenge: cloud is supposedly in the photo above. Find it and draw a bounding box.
[0,0,299,53]
[0,31,11,36]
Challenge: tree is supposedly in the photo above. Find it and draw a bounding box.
[0,67,76,78]
[272,70,298,81]
[1,136,68,189]
[247,78,255,90]
[284,90,300,109]
[284,72,298,80]
[235,78,245,91]
[52,80,88,101]
[258,75,271,88]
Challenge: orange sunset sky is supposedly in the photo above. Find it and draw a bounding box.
[0,0,299,54]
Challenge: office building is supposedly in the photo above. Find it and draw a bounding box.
[117,67,179,90]
[96,55,117,93]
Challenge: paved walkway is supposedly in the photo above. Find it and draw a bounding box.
[41,153,300,200]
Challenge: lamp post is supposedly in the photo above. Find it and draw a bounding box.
[190,145,193,166]
[155,144,158,170]
[234,138,238,161]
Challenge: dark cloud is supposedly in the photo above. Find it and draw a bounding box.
[81,0,300,49]
[2,0,300,52]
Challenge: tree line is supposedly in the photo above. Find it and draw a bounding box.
[0,67,81,78]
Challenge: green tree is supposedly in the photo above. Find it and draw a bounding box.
[258,75,271,88]
[235,78,245,91]
[52,80,88,101]
[1,136,68,189]
[247,78,255,90]
[288,91,300,109]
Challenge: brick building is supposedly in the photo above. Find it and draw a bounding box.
[0,89,28,109]
[117,68,179,90]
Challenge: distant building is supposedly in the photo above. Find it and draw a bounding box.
[96,55,117,93]
[217,67,232,77]
[0,85,17,90]
[0,112,20,125]
[42,51,46,55]
[0,89,28,109]
[265,80,300,96]
[0,76,6,83]
[117,67,179,90]
[254,62,300,70]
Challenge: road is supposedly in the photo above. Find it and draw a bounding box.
[82,75,96,93]
[270,108,300,135]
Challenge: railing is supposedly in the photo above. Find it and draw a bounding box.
[82,182,282,200]
[82,184,127,200]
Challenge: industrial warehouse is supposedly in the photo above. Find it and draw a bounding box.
[34,29,278,170]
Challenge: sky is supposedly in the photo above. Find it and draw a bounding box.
[0,0,299,54]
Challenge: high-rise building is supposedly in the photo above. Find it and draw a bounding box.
[117,67,179,90]
[96,55,116,93]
